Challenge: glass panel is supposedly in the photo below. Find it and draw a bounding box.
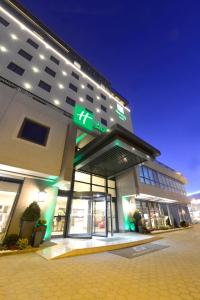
[92,185,105,192]
[0,181,20,241]
[93,199,106,236]
[108,188,116,197]
[92,175,105,186]
[74,181,90,192]
[108,180,115,188]
[69,198,92,236]
[52,195,68,236]
[75,171,90,183]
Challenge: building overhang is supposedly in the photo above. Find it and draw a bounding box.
[134,193,178,203]
[74,124,160,178]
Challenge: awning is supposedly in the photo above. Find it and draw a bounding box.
[74,124,160,178]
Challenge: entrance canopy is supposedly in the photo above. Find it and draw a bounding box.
[74,124,160,178]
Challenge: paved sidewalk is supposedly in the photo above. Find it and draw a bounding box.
[0,225,200,300]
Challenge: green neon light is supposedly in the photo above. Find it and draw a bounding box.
[114,139,121,147]
[76,132,87,144]
[73,104,107,133]
[122,196,135,231]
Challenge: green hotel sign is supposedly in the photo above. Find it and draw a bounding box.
[73,104,107,133]
[116,103,126,121]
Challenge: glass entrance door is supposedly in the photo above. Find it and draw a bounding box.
[68,192,112,238]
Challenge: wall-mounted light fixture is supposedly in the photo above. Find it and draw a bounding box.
[38,191,47,202]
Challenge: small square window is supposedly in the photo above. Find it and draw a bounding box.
[7,62,25,76]
[18,49,33,61]
[87,83,94,91]
[86,95,93,103]
[38,80,51,92]
[69,83,78,93]
[66,96,76,107]
[71,71,79,80]
[50,55,60,65]
[45,66,56,78]
[101,105,107,112]
[101,118,107,126]
[18,118,50,146]
[26,38,39,49]
[101,93,106,100]
[0,16,9,27]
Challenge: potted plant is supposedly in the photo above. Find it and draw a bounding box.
[20,201,41,243]
[32,219,47,247]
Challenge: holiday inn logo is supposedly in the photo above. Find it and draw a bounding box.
[73,104,107,133]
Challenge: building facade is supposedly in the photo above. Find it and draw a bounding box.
[0,0,191,241]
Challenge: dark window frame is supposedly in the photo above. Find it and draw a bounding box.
[0,16,9,27]
[66,96,76,107]
[101,93,106,101]
[50,55,60,65]
[7,62,25,76]
[38,80,52,92]
[69,83,78,93]
[101,118,107,126]
[101,104,107,112]
[44,66,56,78]
[86,94,93,103]
[26,38,39,49]
[71,71,79,80]
[18,49,33,61]
[87,83,94,91]
[18,118,50,146]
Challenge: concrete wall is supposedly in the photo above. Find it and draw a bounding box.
[0,83,69,176]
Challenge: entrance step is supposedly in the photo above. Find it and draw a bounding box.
[36,233,161,260]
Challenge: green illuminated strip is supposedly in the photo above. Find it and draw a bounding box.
[76,132,87,144]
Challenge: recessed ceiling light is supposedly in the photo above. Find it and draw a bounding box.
[58,83,64,89]
[0,46,7,52]
[62,71,67,76]
[81,84,85,89]
[24,82,32,90]
[54,99,60,105]
[32,66,39,73]
[10,33,18,40]
[39,54,45,60]
[79,97,84,102]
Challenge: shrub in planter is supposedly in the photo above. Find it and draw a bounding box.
[180,220,189,227]
[3,234,19,249]
[16,238,29,250]
[20,201,41,243]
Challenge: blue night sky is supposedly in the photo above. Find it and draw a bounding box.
[18,0,200,193]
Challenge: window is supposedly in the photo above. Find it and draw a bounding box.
[69,83,78,93]
[87,83,94,91]
[50,55,60,65]
[86,95,93,103]
[26,38,39,49]
[66,96,76,107]
[0,16,9,27]
[86,108,93,114]
[71,71,79,80]
[101,118,107,126]
[18,118,50,146]
[45,66,56,78]
[7,62,25,76]
[18,49,33,61]
[38,80,51,92]
[101,93,106,100]
[101,105,107,112]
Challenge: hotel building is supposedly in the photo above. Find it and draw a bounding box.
[0,0,191,241]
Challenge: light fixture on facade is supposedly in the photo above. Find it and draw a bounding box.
[32,66,39,73]
[81,84,85,89]
[58,83,64,89]
[39,54,45,60]
[10,33,18,40]
[110,117,114,122]
[109,105,113,109]
[96,96,100,100]
[62,70,67,76]
[24,82,32,90]
[132,147,136,151]
[54,99,60,105]
[38,191,47,202]
[96,108,100,113]
[79,97,84,102]
[0,45,7,52]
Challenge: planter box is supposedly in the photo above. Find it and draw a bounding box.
[32,231,43,247]
[20,221,36,244]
